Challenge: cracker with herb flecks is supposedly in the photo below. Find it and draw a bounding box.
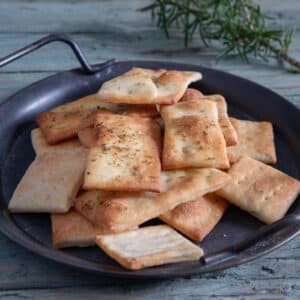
[95,225,204,270]
[97,67,202,105]
[160,193,229,241]
[227,118,276,164]
[161,99,229,170]
[83,113,162,192]
[216,156,300,224]
[36,93,160,144]
[76,168,230,233]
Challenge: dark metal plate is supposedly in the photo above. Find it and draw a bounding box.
[0,61,299,278]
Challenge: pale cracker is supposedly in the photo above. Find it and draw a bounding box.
[8,150,87,213]
[95,225,203,270]
[97,67,202,105]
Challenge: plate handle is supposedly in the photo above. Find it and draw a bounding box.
[204,213,300,265]
[0,33,115,74]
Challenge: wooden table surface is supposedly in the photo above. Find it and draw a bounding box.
[0,1,299,299]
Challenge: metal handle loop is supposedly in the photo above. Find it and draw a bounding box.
[0,33,115,74]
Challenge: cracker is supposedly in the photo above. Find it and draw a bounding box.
[83,113,162,192]
[75,190,157,233]
[124,105,160,118]
[179,88,204,102]
[51,208,103,248]
[161,99,229,169]
[8,150,87,213]
[180,91,238,146]
[97,67,202,105]
[216,156,300,224]
[227,118,276,164]
[78,127,97,148]
[201,95,238,146]
[160,193,229,241]
[51,93,159,118]
[31,128,82,154]
[95,225,203,270]
[36,94,159,144]
[36,108,108,145]
[76,168,230,233]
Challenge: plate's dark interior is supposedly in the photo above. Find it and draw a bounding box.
[0,61,299,278]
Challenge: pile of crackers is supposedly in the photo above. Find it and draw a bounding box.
[9,68,300,270]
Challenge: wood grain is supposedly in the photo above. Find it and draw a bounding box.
[0,0,299,298]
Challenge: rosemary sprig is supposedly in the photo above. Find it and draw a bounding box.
[140,0,300,70]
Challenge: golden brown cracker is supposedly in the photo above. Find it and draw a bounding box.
[83,113,162,192]
[161,100,229,169]
[76,168,230,233]
[31,128,82,154]
[227,118,276,164]
[216,156,300,224]
[51,208,103,248]
[160,194,228,241]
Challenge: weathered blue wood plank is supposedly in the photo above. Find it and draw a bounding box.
[0,32,299,73]
[0,0,299,73]
[0,232,298,290]
[0,277,299,299]
[0,0,299,34]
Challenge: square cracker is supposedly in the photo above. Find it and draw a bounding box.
[179,88,204,102]
[36,93,159,144]
[31,128,82,154]
[95,225,203,270]
[180,90,238,146]
[51,207,103,248]
[8,150,87,213]
[201,95,238,146]
[83,113,162,192]
[227,118,276,164]
[76,168,230,233]
[97,67,202,105]
[161,99,229,170]
[160,193,229,241]
[51,93,159,118]
[75,190,157,233]
[216,156,300,224]
[78,127,97,148]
